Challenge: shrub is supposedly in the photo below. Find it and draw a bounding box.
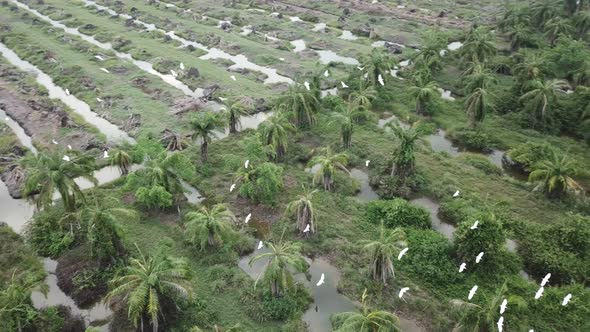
[506,142,556,172]
[439,198,479,224]
[399,229,463,288]
[454,212,506,274]
[448,128,494,152]
[135,185,174,209]
[239,162,283,205]
[24,209,74,257]
[365,199,431,229]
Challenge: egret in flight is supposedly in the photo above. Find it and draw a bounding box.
[453,190,460,197]
[303,224,311,233]
[398,247,408,260]
[562,293,572,306]
[244,213,251,224]
[100,68,110,73]
[500,299,507,314]
[65,89,70,96]
[230,183,236,192]
[341,81,349,88]
[468,285,478,300]
[475,252,484,263]
[304,81,310,91]
[378,74,384,86]
[459,262,467,272]
[316,273,325,286]
[470,220,479,229]
[399,287,410,299]
[62,155,71,162]
[541,273,551,286]
[535,287,544,300]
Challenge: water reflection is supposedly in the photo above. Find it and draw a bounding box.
[349,168,378,202]
[410,197,455,240]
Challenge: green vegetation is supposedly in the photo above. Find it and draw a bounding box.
[1,0,589,331]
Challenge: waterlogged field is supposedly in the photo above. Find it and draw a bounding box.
[0,0,589,332]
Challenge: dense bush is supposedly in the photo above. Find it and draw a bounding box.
[239,162,284,205]
[365,199,431,229]
[454,212,507,274]
[448,128,495,152]
[24,208,74,257]
[135,185,174,209]
[439,198,480,224]
[399,229,463,288]
[506,142,556,172]
[518,213,590,284]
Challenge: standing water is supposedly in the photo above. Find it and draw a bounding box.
[315,50,359,65]
[349,168,379,202]
[1,109,37,154]
[0,42,133,144]
[410,197,456,240]
[291,39,307,53]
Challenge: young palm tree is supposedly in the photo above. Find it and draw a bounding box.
[498,5,530,33]
[190,112,224,162]
[411,31,447,74]
[358,224,406,284]
[0,275,47,332]
[276,84,319,129]
[223,97,254,134]
[519,79,569,127]
[531,0,558,27]
[310,147,350,191]
[21,150,96,212]
[138,151,193,196]
[462,62,498,94]
[451,281,526,332]
[331,106,370,149]
[348,79,378,109]
[331,289,401,332]
[465,88,493,128]
[75,194,138,261]
[505,24,534,52]
[513,53,544,84]
[258,113,296,160]
[286,186,318,235]
[543,17,574,46]
[460,27,497,64]
[573,11,590,39]
[105,248,191,332]
[529,151,582,199]
[183,204,236,250]
[388,124,420,180]
[248,240,308,297]
[361,48,396,87]
[109,148,132,175]
[409,78,438,116]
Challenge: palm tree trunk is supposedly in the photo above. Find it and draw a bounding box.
[229,113,237,134]
[415,100,424,115]
[201,140,208,162]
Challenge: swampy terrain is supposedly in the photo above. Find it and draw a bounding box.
[0,0,589,332]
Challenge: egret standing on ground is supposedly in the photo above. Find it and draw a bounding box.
[230,75,237,81]
[52,139,58,145]
[62,155,70,162]
[303,224,311,233]
[324,70,329,77]
[304,81,310,91]
[180,62,185,70]
[257,240,264,250]
[341,81,349,88]
[365,160,370,167]
[65,89,70,96]
[245,160,250,168]
[453,190,460,197]
[103,150,109,159]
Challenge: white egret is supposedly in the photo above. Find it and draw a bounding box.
[497,316,504,332]
[500,298,507,314]
[96,97,103,102]
[218,97,227,101]
[357,66,365,70]
[453,190,460,197]
[103,150,109,159]
[468,285,478,300]
[51,139,58,145]
[67,145,72,150]
[257,240,264,249]
[279,57,285,61]
[365,160,370,167]
[303,81,310,91]
[245,160,250,168]
[303,224,311,233]
[316,273,325,286]
[94,55,104,61]
[170,69,178,77]
[398,247,408,260]
[562,293,572,306]
[541,273,551,286]
[459,262,467,272]
[378,74,384,86]
[324,70,329,77]
[244,213,252,224]
[180,62,185,70]
[470,220,479,229]
[230,75,237,81]
[535,287,544,300]
[100,68,110,73]
[341,81,349,88]
[398,287,410,299]
[230,183,236,192]
[475,252,484,263]
[62,155,70,162]
[65,89,70,96]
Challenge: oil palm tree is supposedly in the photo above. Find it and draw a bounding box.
[462,61,498,94]
[544,17,574,46]
[573,11,590,39]
[223,97,254,134]
[564,0,579,16]
[190,112,224,162]
[109,148,132,175]
[451,281,526,332]
[358,223,406,284]
[331,289,401,332]
[348,79,378,109]
[519,79,569,127]
[21,150,96,212]
[361,48,396,87]
[248,240,308,297]
[286,186,317,235]
[465,88,493,128]
[411,31,447,74]
[529,150,582,199]
[573,61,590,87]
[258,113,296,160]
[460,27,497,64]
[310,147,350,191]
[513,53,544,84]
[388,124,420,181]
[505,24,534,52]
[498,5,530,32]
[76,194,138,261]
[183,204,236,250]
[409,78,438,116]
[136,151,193,196]
[277,84,319,129]
[105,248,191,332]
[331,106,370,149]
[531,0,558,27]
[0,275,47,332]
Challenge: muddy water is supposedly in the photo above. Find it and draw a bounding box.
[320,87,338,98]
[180,179,204,204]
[312,23,327,32]
[339,30,358,40]
[0,180,34,233]
[349,168,379,202]
[315,50,360,65]
[31,258,112,331]
[426,129,460,157]
[11,0,203,98]
[1,108,37,154]
[81,0,292,85]
[410,197,456,240]
[0,42,133,143]
[239,246,423,331]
